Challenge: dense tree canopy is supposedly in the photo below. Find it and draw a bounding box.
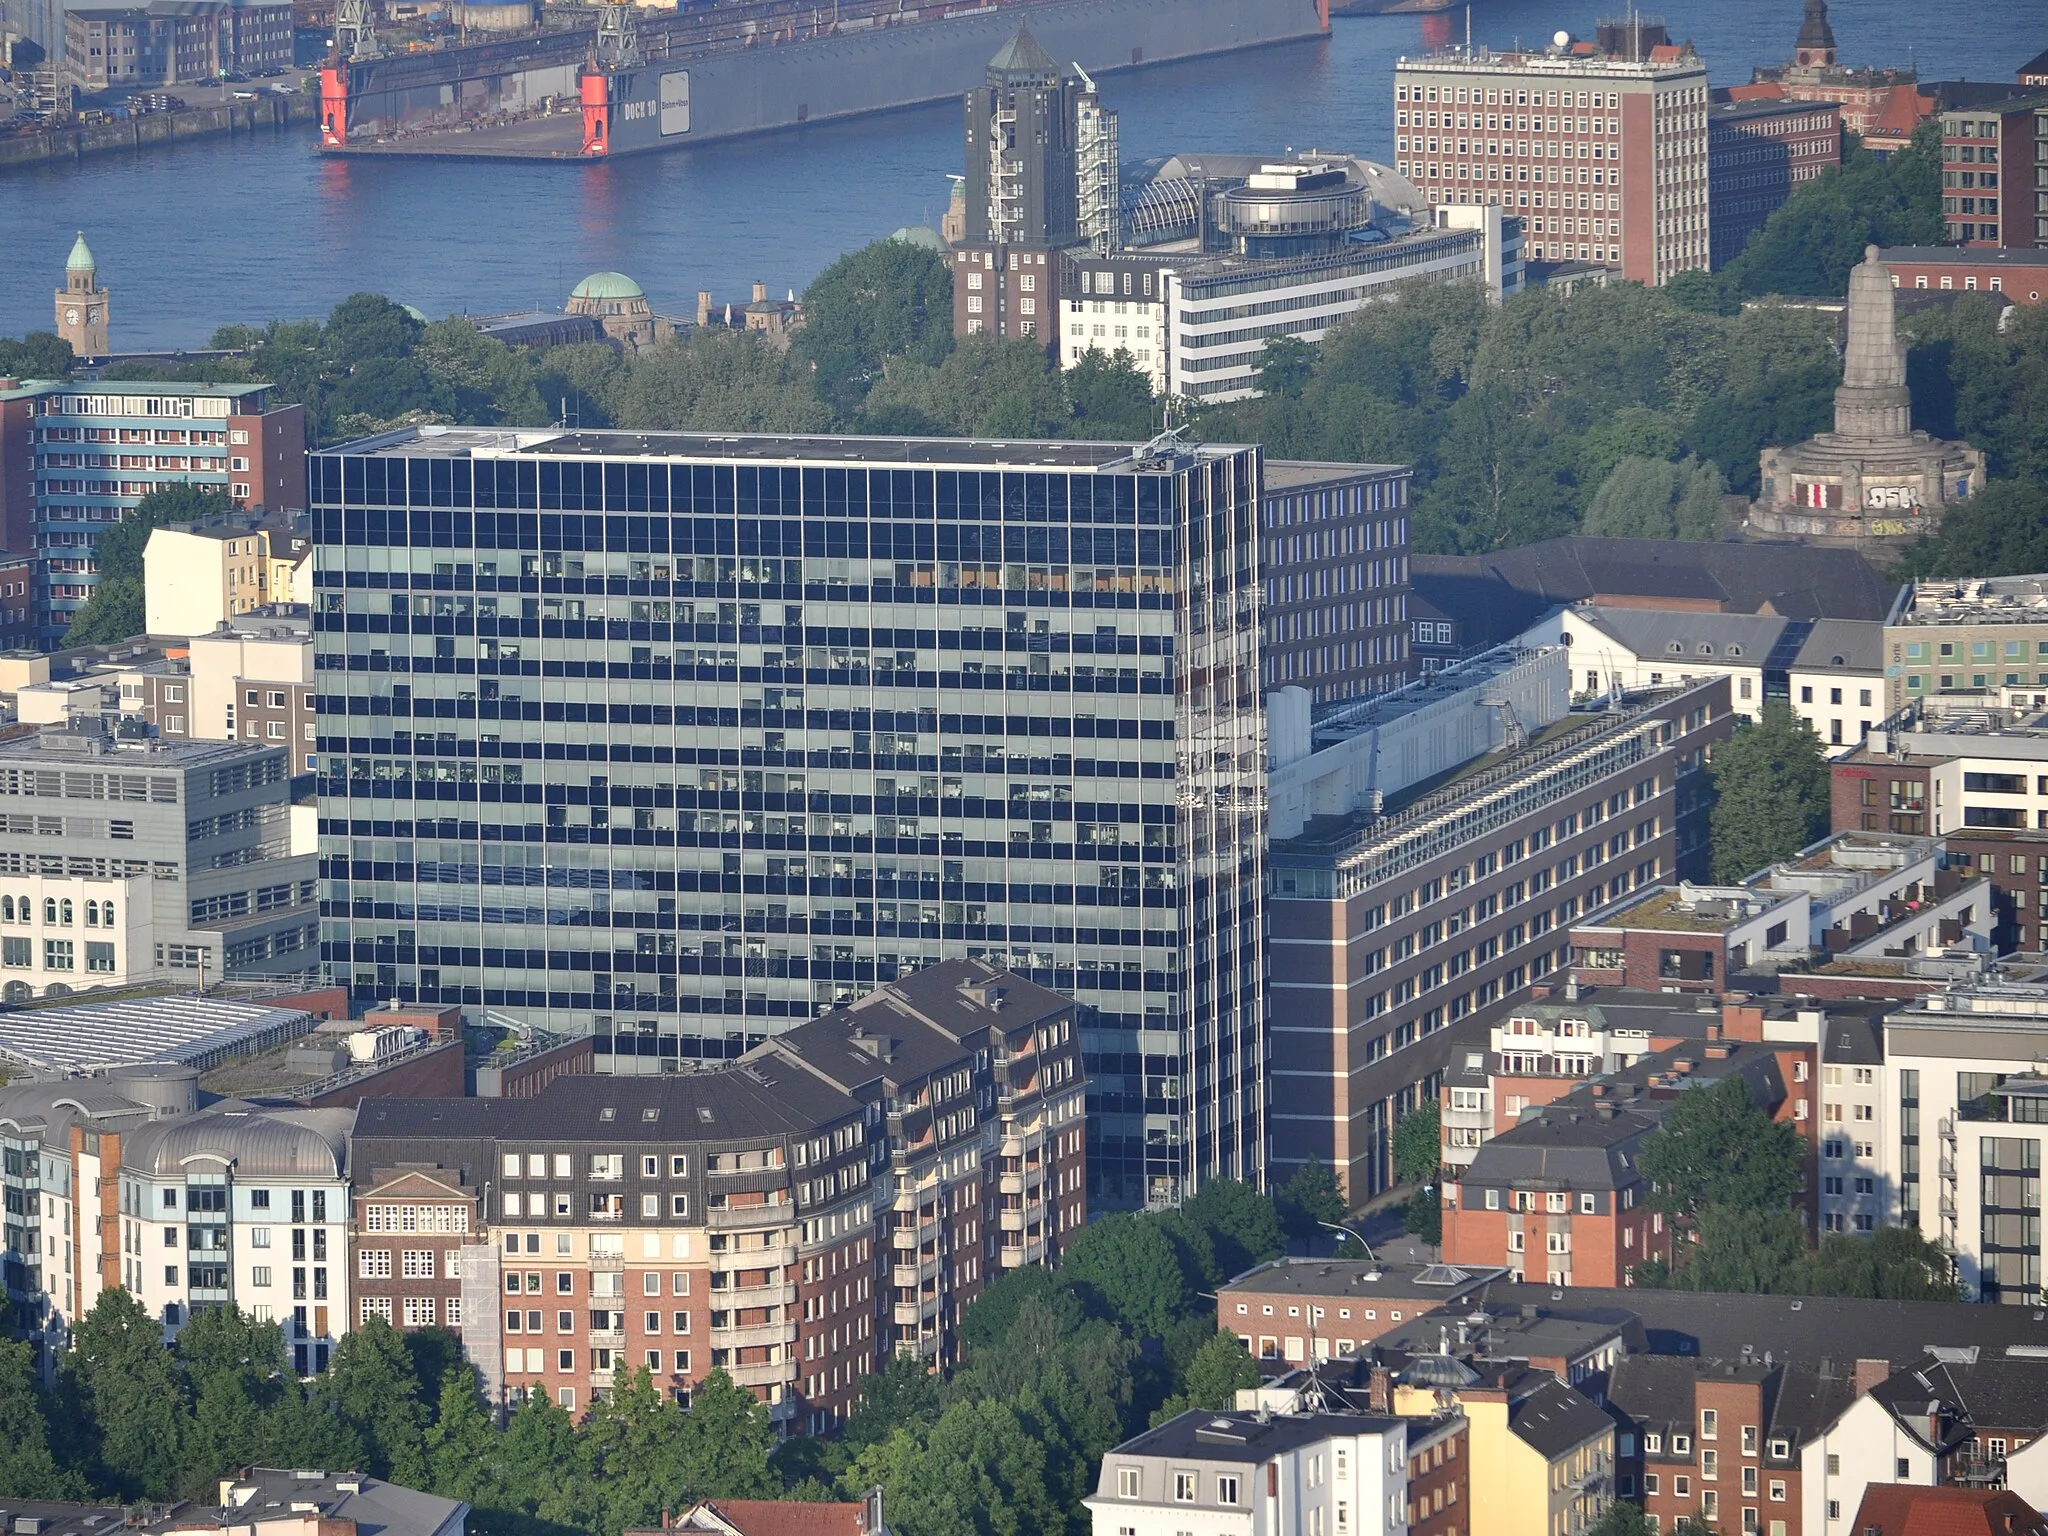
[1705,702,1832,884]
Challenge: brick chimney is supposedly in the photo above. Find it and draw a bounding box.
[1368,1365,1394,1413]
[1721,1000,1765,1041]
[1853,1358,1893,1395]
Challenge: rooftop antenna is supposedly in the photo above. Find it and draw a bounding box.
[1464,2,1471,53]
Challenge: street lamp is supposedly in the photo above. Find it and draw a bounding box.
[1318,1220,1379,1266]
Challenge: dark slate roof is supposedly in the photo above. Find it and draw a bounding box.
[1456,1106,1655,1192]
[1411,538,1897,650]
[1769,1358,1862,1449]
[1111,1408,1403,1466]
[1511,1374,1616,1456]
[868,956,1072,1040]
[1821,1013,1884,1065]
[1607,1354,1713,1438]
[352,1059,858,1145]
[1795,618,1885,673]
[1435,1286,2048,1369]
[2021,49,2048,79]
[1871,1352,2048,1441]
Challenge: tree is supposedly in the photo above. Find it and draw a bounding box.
[1257,336,1316,398]
[1895,480,2048,580]
[1275,1154,1348,1246]
[1719,122,1944,299]
[673,1367,777,1500]
[1058,1213,1191,1339]
[1065,349,1159,440]
[1588,1502,1661,1536]
[0,332,74,378]
[845,1398,1058,1536]
[0,1340,84,1498]
[62,480,228,646]
[1638,1074,1804,1221]
[1148,1331,1261,1426]
[578,1366,685,1535]
[958,1264,1080,1357]
[1581,456,1726,541]
[613,331,833,435]
[1664,1204,1809,1293]
[1796,1226,1961,1300]
[176,1305,289,1498]
[324,292,424,369]
[422,1365,502,1509]
[316,1315,428,1487]
[1176,1178,1285,1284]
[796,239,954,410]
[1705,702,1831,883]
[1686,361,1835,497]
[1393,1102,1444,1246]
[66,1286,188,1499]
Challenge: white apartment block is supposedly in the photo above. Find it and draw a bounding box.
[1164,208,1513,403]
[1516,606,1883,754]
[1088,1407,1411,1536]
[0,1066,351,1374]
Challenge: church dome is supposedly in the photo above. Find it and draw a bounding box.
[401,303,429,323]
[66,232,96,272]
[570,271,645,302]
[889,225,947,250]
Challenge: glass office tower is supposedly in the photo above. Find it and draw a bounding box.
[311,430,1265,1206]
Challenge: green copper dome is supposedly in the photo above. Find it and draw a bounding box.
[570,271,645,301]
[66,231,96,272]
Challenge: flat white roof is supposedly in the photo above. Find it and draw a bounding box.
[0,995,314,1074]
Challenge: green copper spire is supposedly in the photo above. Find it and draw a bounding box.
[66,232,95,273]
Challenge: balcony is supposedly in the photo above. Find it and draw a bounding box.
[716,1281,797,1309]
[720,1360,795,1390]
[589,1326,625,1348]
[998,1171,1025,1196]
[891,1257,939,1289]
[892,1298,938,1328]
[710,1320,797,1352]
[890,1226,919,1251]
[587,1251,624,1272]
[709,1241,795,1272]
[998,1209,1025,1232]
[707,1202,793,1231]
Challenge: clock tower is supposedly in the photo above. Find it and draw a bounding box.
[55,231,110,362]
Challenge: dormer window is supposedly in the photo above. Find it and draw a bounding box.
[1727,645,1742,657]
[1697,643,1712,656]
[1668,641,1684,654]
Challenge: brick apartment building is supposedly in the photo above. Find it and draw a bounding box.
[1940,94,2048,248]
[1708,97,1843,269]
[1392,19,1711,283]
[1881,247,2048,304]
[1261,460,1415,704]
[1439,1005,1817,1287]
[1266,654,1728,1204]
[1217,1257,1504,1365]
[348,960,1084,1432]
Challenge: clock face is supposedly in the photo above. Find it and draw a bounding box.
[64,308,78,326]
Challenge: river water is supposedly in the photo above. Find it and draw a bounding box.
[0,0,2037,349]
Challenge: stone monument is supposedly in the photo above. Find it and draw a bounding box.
[1748,245,1984,543]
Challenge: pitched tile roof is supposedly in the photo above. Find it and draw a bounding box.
[1851,1484,2048,1536]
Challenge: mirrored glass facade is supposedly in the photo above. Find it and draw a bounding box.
[311,430,1265,1207]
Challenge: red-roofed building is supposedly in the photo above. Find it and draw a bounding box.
[1850,1485,2048,1536]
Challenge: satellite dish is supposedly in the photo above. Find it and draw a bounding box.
[1552,29,1571,46]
